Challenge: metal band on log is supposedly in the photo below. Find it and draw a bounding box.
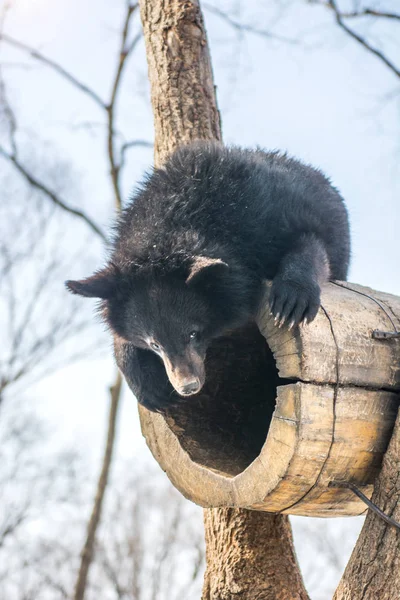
[138,281,400,517]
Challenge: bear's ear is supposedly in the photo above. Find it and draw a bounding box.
[65,266,118,299]
[186,256,229,288]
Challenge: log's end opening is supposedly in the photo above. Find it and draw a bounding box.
[164,321,286,477]
[139,281,400,515]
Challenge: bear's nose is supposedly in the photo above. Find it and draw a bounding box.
[179,379,201,396]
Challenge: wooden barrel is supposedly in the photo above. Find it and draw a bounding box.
[138,281,400,517]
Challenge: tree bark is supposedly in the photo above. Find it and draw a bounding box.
[202,509,309,600]
[139,1,308,598]
[334,408,400,600]
[139,0,221,165]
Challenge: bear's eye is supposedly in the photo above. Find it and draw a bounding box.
[189,331,199,341]
[150,341,161,352]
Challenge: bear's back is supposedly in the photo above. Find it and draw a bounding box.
[112,142,349,277]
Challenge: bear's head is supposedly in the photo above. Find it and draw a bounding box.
[66,257,260,401]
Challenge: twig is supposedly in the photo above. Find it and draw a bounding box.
[337,9,400,21]
[0,146,106,240]
[327,0,400,80]
[0,9,18,156]
[0,513,26,549]
[106,4,141,209]
[119,138,153,174]
[0,71,17,156]
[0,33,106,108]
[203,3,300,45]
[120,138,153,152]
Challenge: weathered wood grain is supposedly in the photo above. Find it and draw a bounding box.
[259,281,400,390]
[139,281,400,516]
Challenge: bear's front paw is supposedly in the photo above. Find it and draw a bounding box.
[269,277,321,328]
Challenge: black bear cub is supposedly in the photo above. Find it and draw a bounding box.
[67,142,350,412]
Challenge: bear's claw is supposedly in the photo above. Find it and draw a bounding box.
[269,277,320,328]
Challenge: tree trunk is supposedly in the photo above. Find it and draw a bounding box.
[333,408,400,600]
[202,509,309,600]
[139,0,221,165]
[139,1,308,598]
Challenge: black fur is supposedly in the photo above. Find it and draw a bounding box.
[66,142,350,412]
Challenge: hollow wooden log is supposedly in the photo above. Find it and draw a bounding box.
[139,281,400,517]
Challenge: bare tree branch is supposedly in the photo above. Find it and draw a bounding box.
[119,138,153,175]
[73,373,122,600]
[100,553,127,600]
[0,20,108,240]
[0,513,26,549]
[0,71,17,155]
[37,571,69,600]
[106,4,141,210]
[336,8,400,21]
[72,7,141,599]
[203,3,300,45]
[0,6,143,218]
[0,177,105,403]
[0,8,142,237]
[0,146,106,240]
[149,502,180,600]
[0,33,106,108]
[319,0,400,80]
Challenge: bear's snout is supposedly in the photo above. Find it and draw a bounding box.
[161,351,205,397]
[178,378,202,396]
